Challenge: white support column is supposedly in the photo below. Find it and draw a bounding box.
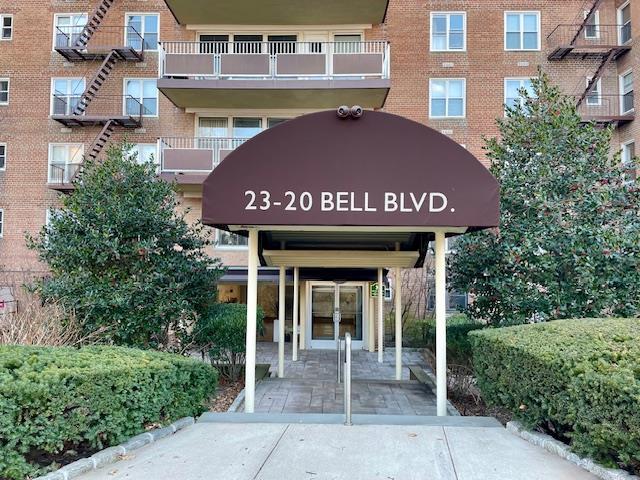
[299,282,307,350]
[245,229,259,413]
[292,267,299,361]
[394,266,402,380]
[278,265,286,378]
[377,267,384,363]
[435,231,447,416]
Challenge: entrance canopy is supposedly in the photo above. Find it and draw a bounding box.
[202,110,499,267]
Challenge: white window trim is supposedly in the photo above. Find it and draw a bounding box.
[50,77,86,116]
[0,208,4,237]
[0,142,6,171]
[52,13,88,51]
[123,78,159,118]
[130,143,159,165]
[47,143,84,182]
[621,140,636,184]
[430,12,467,52]
[124,12,160,52]
[0,14,13,41]
[215,229,249,250]
[583,10,600,39]
[585,77,602,106]
[0,77,9,105]
[504,77,534,114]
[429,78,466,119]
[617,1,631,45]
[504,11,541,51]
[619,69,634,114]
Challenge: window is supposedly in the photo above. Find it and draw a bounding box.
[216,230,248,248]
[233,118,262,138]
[130,143,158,165]
[0,209,3,237]
[431,12,466,51]
[51,78,85,115]
[584,10,600,39]
[585,77,602,106]
[233,34,263,53]
[429,79,466,118]
[0,78,8,104]
[618,2,631,45]
[126,13,159,51]
[48,144,84,183]
[622,141,637,182]
[124,79,158,116]
[620,70,634,114]
[505,12,540,50]
[45,208,62,227]
[1,14,12,40]
[504,78,535,111]
[54,13,87,48]
[0,143,5,170]
[267,118,288,128]
[334,34,362,53]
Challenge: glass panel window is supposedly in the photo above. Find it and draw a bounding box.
[622,141,637,182]
[505,78,535,111]
[621,71,634,113]
[233,118,262,138]
[505,12,540,50]
[585,77,601,106]
[431,13,466,51]
[49,144,83,183]
[125,79,157,116]
[126,14,159,50]
[334,34,362,53]
[267,118,288,128]
[51,78,85,115]
[1,15,13,40]
[268,35,297,54]
[233,34,263,53]
[0,79,8,104]
[619,3,631,44]
[130,144,158,165]
[54,14,87,48]
[198,117,228,137]
[430,79,466,118]
[0,143,5,170]
[216,230,248,247]
[200,34,229,54]
[584,10,599,39]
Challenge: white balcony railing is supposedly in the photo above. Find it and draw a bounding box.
[160,137,250,174]
[159,41,390,80]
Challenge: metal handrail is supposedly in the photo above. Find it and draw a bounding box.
[54,25,144,51]
[336,336,343,383]
[344,332,352,426]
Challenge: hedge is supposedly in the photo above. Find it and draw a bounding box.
[0,345,218,479]
[469,318,640,472]
[424,314,484,366]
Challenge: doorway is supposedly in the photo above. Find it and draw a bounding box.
[308,282,367,349]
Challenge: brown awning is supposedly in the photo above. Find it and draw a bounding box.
[202,110,499,233]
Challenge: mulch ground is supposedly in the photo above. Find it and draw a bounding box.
[207,377,244,412]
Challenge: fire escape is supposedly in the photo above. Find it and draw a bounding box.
[49,0,145,192]
[547,0,632,126]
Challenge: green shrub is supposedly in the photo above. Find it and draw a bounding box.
[191,303,264,381]
[0,345,218,479]
[424,314,484,367]
[470,319,640,472]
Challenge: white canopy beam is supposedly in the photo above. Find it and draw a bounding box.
[262,249,419,268]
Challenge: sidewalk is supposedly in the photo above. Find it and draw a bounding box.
[76,415,598,480]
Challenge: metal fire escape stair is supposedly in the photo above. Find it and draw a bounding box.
[75,0,115,48]
[88,120,115,160]
[577,49,616,106]
[73,51,118,115]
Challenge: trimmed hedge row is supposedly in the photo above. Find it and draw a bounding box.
[469,318,640,472]
[424,314,484,366]
[0,346,218,480]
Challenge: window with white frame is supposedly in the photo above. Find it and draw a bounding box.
[216,229,248,248]
[429,79,466,118]
[124,79,158,116]
[0,143,5,170]
[585,77,602,106]
[584,10,600,39]
[0,78,8,104]
[0,209,4,237]
[48,144,84,183]
[431,12,466,51]
[54,13,88,48]
[618,2,631,45]
[620,70,634,114]
[1,14,12,40]
[126,14,159,51]
[505,12,540,50]
[504,78,535,111]
[51,78,85,115]
[621,141,637,182]
[130,143,158,165]
[45,208,62,227]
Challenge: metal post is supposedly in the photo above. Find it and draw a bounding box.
[292,267,299,361]
[244,229,259,413]
[435,231,447,416]
[344,332,352,426]
[336,336,341,383]
[377,268,384,363]
[277,265,286,378]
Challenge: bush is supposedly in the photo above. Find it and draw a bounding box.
[191,303,264,381]
[470,319,640,473]
[0,345,218,479]
[424,314,484,367]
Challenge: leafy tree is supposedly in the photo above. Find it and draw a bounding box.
[28,143,223,348]
[449,73,640,326]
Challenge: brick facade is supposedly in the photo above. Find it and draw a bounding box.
[0,0,636,270]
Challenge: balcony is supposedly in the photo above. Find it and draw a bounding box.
[54,25,144,61]
[547,24,631,60]
[157,41,390,109]
[576,94,635,126]
[47,163,82,192]
[163,0,388,26]
[51,94,145,128]
[159,137,249,184]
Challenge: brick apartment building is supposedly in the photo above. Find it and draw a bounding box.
[0,0,636,343]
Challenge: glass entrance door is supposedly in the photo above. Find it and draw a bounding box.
[309,282,365,349]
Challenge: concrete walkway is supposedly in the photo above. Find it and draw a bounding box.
[76,415,598,480]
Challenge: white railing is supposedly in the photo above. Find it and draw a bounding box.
[159,41,390,80]
[160,137,250,173]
